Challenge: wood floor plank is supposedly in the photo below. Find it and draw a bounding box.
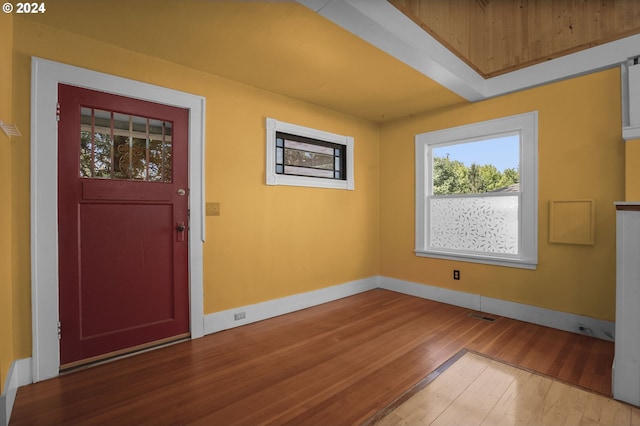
[533,380,579,425]
[10,289,617,425]
[381,352,634,426]
[483,370,552,426]
[580,391,629,426]
[431,358,514,425]
[396,353,489,424]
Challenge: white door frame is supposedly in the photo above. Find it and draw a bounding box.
[30,57,206,382]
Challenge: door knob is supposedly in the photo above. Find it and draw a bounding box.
[176,221,186,242]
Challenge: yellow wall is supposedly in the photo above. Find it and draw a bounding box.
[3,10,626,394]
[9,17,380,365]
[380,68,624,321]
[1,12,14,391]
[625,138,640,201]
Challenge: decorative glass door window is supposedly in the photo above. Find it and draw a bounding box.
[275,132,345,180]
[80,108,172,182]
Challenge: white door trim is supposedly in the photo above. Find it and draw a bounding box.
[30,57,206,382]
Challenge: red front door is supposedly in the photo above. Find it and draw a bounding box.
[57,84,190,367]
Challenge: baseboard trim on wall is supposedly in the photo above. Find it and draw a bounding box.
[203,277,378,335]
[2,357,32,426]
[2,275,615,424]
[378,276,615,342]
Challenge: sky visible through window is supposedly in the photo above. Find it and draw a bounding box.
[432,134,519,171]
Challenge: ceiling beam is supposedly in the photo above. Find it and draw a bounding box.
[297,0,640,102]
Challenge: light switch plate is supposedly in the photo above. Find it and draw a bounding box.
[206,202,220,216]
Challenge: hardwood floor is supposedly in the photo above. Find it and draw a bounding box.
[376,351,639,426]
[10,289,614,425]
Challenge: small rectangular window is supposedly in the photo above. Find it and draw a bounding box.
[275,132,346,180]
[266,118,354,190]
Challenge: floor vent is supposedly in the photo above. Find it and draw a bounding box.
[468,312,497,322]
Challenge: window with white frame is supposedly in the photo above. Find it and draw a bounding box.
[266,118,354,190]
[415,111,538,269]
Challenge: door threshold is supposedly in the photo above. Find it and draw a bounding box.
[60,333,191,374]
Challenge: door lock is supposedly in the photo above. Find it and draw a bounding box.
[176,222,186,241]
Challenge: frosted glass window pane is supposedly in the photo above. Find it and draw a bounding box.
[429,195,519,254]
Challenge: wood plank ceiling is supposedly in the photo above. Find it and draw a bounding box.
[388,0,640,78]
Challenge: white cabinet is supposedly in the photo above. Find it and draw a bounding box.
[614,203,640,406]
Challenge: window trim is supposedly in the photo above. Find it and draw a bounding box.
[266,118,354,190]
[415,111,538,269]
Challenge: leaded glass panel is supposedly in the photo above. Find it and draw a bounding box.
[275,131,345,180]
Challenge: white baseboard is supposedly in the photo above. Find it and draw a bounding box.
[203,277,378,335]
[378,276,615,342]
[2,357,32,426]
[204,275,615,341]
[2,274,615,425]
[378,276,482,310]
[480,295,615,341]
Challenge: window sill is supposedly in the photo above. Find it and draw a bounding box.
[266,173,353,190]
[415,249,537,270]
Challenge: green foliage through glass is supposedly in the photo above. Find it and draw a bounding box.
[432,155,519,195]
[79,108,172,182]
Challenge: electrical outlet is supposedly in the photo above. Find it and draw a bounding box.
[453,270,460,280]
[234,312,246,321]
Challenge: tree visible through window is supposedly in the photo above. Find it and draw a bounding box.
[432,136,519,195]
[415,113,538,269]
[80,107,173,182]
